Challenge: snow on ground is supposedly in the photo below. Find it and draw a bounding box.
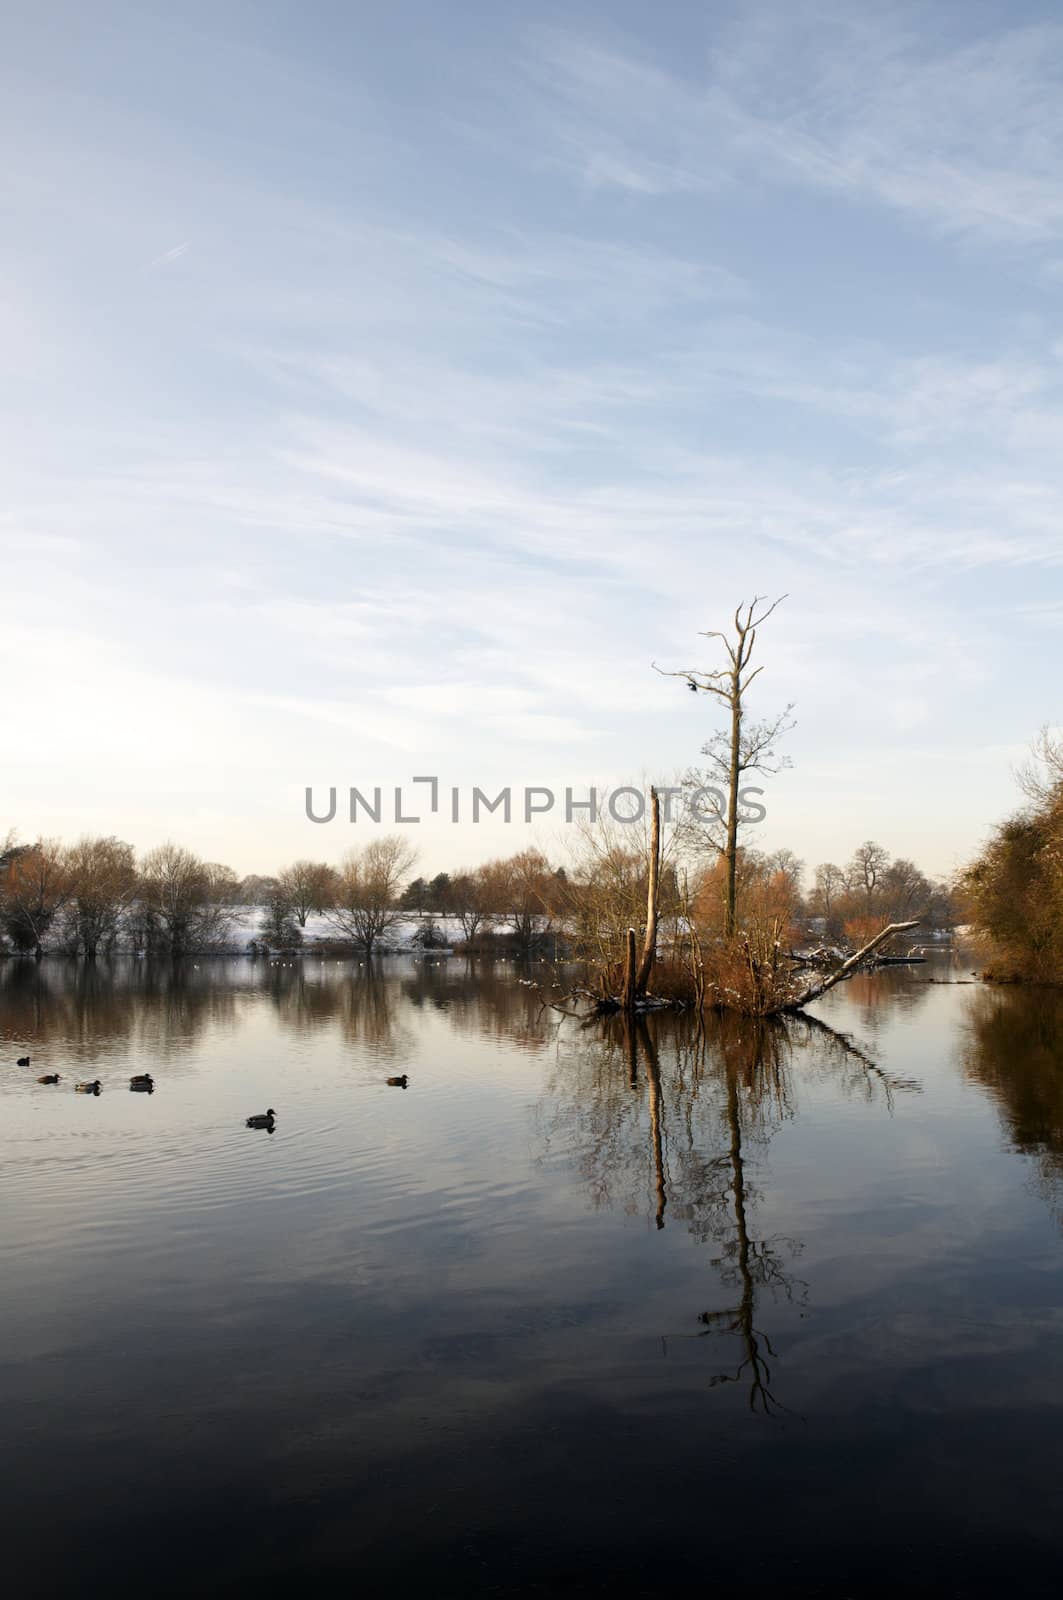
[231,908,475,952]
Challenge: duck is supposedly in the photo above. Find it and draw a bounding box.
[75,1080,102,1095]
[16,1056,30,1067]
[246,1109,276,1129]
[386,1074,409,1089]
[129,1074,154,1091]
[38,1073,60,1085]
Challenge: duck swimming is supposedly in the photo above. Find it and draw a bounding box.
[38,1073,60,1085]
[246,1109,276,1129]
[75,1080,102,1095]
[386,1075,409,1088]
[16,1056,30,1067]
[129,1074,154,1092]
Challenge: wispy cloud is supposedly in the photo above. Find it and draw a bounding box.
[5,2,1062,870]
[149,240,190,267]
[528,12,1063,243]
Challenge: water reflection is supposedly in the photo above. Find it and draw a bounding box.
[962,986,1063,1212]
[6,956,1063,1591]
[0,957,239,1062]
[0,954,550,1062]
[540,1008,922,1413]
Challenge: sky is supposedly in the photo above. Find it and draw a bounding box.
[4,0,1063,882]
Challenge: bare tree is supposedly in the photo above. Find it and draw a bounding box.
[810,862,845,931]
[657,596,793,937]
[449,867,492,945]
[237,874,279,906]
[65,836,138,958]
[848,840,891,916]
[477,849,555,954]
[276,859,338,927]
[1,839,73,958]
[1018,725,1063,807]
[138,843,236,957]
[880,857,931,921]
[560,774,684,981]
[323,836,418,956]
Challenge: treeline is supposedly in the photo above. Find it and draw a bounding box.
[802,841,954,941]
[0,836,244,960]
[0,824,955,964]
[965,730,1063,984]
[0,833,576,960]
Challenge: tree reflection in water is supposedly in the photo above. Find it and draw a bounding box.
[540,1007,920,1414]
[961,985,1063,1219]
[2,954,931,1414]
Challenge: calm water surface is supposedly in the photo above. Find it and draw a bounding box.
[3,954,1063,1595]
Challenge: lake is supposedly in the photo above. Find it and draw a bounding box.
[3,952,1063,1596]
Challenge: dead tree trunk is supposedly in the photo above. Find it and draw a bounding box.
[635,787,661,997]
[655,596,790,941]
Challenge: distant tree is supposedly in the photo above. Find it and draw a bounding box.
[965,730,1063,983]
[479,849,555,952]
[400,876,428,912]
[276,860,338,927]
[880,857,931,921]
[138,843,236,958]
[427,872,451,914]
[925,879,959,931]
[204,863,242,905]
[238,874,279,906]
[323,836,418,956]
[65,836,137,958]
[847,841,891,916]
[1,839,73,958]
[449,869,491,944]
[260,894,303,949]
[810,863,845,932]
[765,848,804,901]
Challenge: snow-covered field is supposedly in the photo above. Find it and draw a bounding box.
[230,908,475,953]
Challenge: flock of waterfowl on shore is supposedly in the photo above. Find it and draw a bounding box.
[10,1055,411,1127]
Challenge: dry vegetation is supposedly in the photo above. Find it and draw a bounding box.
[964,729,1063,985]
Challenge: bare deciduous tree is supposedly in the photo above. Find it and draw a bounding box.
[848,840,891,916]
[65,836,138,958]
[657,596,793,937]
[560,782,682,992]
[324,836,418,956]
[138,843,236,958]
[880,857,931,921]
[810,862,845,931]
[449,867,491,945]
[477,849,556,953]
[276,859,338,927]
[1,838,73,958]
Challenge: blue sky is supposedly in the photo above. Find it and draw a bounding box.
[4,0,1063,879]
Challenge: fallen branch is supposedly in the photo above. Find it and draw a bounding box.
[782,920,921,1013]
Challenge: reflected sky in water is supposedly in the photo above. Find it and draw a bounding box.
[3,954,1063,1595]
